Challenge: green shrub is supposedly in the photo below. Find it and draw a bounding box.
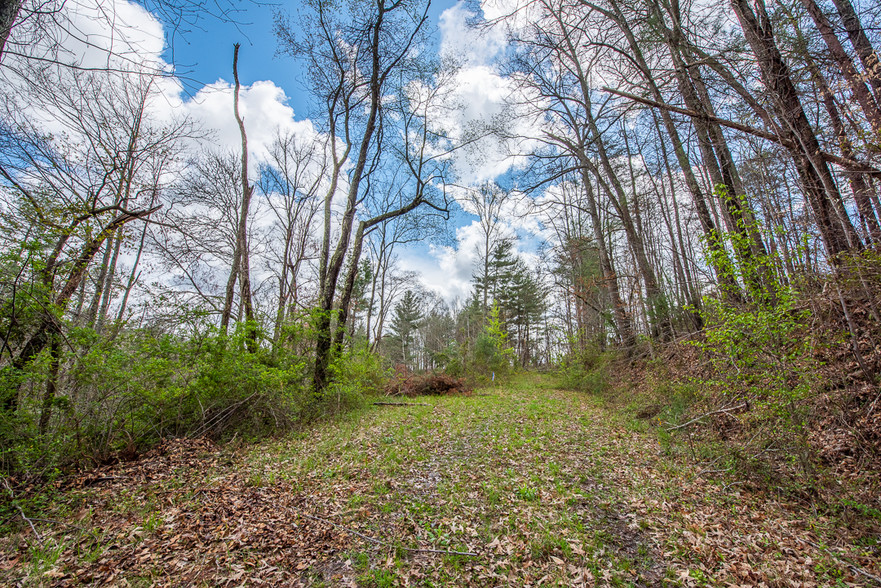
[470,303,516,383]
[0,321,314,475]
[319,343,386,416]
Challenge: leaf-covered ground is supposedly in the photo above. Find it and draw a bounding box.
[2,374,879,586]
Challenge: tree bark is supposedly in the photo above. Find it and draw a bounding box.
[829,0,881,105]
[593,0,743,301]
[232,43,257,350]
[798,0,881,135]
[730,0,861,259]
[0,0,21,61]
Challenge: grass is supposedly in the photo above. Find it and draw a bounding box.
[0,372,875,586]
[240,373,671,584]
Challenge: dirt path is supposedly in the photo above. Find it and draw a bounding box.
[2,374,878,586]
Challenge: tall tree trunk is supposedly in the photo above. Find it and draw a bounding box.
[38,336,61,435]
[655,0,775,300]
[730,0,861,260]
[579,166,636,349]
[555,17,670,339]
[798,0,881,135]
[807,58,881,246]
[333,222,368,354]
[232,43,256,351]
[273,225,294,349]
[597,0,743,301]
[829,0,881,104]
[0,0,21,60]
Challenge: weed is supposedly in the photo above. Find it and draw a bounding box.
[514,485,539,501]
[358,568,397,588]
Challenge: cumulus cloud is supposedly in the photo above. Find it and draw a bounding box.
[435,3,546,186]
[5,0,312,173]
[180,80,320,171]
[403,193,547,304]
[439,2,506,66]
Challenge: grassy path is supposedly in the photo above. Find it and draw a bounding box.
[2,374,878,586]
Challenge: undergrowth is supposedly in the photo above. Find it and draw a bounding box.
[574,276,881,538]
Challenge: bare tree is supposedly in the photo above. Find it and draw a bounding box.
[259,130,325,346]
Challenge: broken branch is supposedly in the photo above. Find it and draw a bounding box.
[666,403,748,431]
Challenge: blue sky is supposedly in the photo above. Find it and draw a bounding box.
[144,0,549,302]
[160,0,459,118]
[4,0,548,302]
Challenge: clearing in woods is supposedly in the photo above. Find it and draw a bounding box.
[1,374,878,586]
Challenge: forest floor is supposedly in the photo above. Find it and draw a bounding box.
[1,373,880,587]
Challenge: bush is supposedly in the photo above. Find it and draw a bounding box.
[557,341,608,393]
[384,366,472,397]
[319,344,386,416]
[0,322,313,476]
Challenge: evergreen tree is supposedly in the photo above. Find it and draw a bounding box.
[471,239,547,366]
[473,240,519,318]
[384,290,423,368]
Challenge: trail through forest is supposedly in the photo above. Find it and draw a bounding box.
[2,374,878,586]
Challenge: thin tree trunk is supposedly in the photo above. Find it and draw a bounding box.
[232,43,256,351]
[38,336,61,435]
[96,230,123,332]
[84,240,112,328]
[3,206,160,413]
[581,167,635,349]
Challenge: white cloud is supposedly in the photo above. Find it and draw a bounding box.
[181,80,319,171]
[6,0,168,72]
[435,4,546,186]
[439,2,506,67]
[4,0,320,176]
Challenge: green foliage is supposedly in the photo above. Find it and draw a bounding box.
[472,302,516,381]
[557,341,612,396]
[0,322,316,475]
[694,283,816,406]
[430,341,464,377]
[689,236,822,482]
[320,343,386,417]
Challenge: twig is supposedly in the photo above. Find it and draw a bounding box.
[2,478,42,543]
[295,510,478,557]
[697,468,728,477]
[29,518,89,534]
[666,403,748,432]
[801,539,881,585]
[373,402,430,407]
[84,475,130,484]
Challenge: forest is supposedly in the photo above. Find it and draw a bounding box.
[0,0,880,584]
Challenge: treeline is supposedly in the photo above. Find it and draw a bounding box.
[0,0,880,487]
[499,0,881,354]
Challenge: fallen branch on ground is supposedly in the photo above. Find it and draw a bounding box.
[373,402,429,407]
[2,478,41,543]
[666,403,748,431]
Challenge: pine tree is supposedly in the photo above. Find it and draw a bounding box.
[384,290,423,369]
